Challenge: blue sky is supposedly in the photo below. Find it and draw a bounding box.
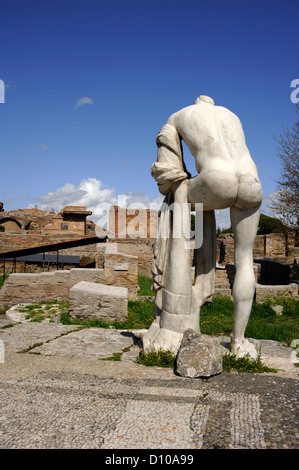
[0,0,298,228]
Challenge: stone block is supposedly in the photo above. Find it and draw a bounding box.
[175,329,223,378]
[69,281,128,323]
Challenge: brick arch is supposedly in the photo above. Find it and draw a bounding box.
[0,217,23,233]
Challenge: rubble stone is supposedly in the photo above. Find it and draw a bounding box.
[175,329,223,378]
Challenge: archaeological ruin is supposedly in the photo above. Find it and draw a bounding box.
[0,201,298,325]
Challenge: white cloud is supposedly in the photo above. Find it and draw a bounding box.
[28,179,115,218]
[261,191,280,217]
[215,208,231,230]
[75,97,94,109]
[37,144,49,150]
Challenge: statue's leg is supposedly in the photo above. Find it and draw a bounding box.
[230,204,261,359]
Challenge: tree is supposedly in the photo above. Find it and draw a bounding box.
[257,213,286,235]
[271,105,299,228]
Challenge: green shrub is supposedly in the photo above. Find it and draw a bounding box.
[250,300,277,319]
[0,305,9,315]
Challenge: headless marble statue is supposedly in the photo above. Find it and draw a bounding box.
[143,96,263,359]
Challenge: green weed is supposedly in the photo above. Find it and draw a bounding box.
[222,353,277,373]
[99,352,122,361]
[136,349,176,368]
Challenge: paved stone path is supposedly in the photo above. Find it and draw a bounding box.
[0,316,298,450]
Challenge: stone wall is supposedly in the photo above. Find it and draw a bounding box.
[0,268,105,308]
[255,284,299,303]
[225,261,298,302]
[42,206,92,236]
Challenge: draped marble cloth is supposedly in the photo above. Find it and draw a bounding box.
[150,123,216,331]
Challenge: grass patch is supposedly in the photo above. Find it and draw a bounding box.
[18,300,69,323]
[138,276,155,297]
[49,294,299,348]
[18,342,44,354]
[222,353,277,373]
[200,295,299,347]
[99,352,122,362]
[200,296,234,336]
[136,349,176,368]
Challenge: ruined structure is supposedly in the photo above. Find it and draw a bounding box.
[0,205,96,236]
[0,208,54,233]
[218,230,299,265]
[0,206,98,272]
[0,242,139,324]
[42,206,92,235]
